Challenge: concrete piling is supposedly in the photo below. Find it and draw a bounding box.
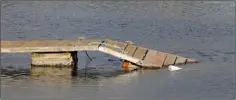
[31,51,78,77]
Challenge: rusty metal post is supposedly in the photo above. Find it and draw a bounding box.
[31,51,78,77]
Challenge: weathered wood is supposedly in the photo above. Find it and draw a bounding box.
[88,40,103,46]
[163,54,177,66]
[124,44,137,56]
[132,47,148,60]
[142,50,167,68]
[106,40,128,53]
[155,52,167,68]
[1,40,101,53]
[175,56,187,65]
[98,46,141,63]
[186,59,199,63]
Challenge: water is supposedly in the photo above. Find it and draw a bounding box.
[1,1,235,100]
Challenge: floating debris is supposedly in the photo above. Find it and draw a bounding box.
[168,65,182,71]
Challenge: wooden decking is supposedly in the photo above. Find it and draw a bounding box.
[1,39,102,53]
[1,39,199,68]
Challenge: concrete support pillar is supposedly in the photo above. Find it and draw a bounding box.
[122,60,140,72]
[31,51,78,77]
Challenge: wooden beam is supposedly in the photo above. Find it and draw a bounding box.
[1,40,102,53]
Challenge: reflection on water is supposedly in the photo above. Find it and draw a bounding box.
[1,67,157,87]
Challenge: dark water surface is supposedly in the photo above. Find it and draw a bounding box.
[1,1,235,100]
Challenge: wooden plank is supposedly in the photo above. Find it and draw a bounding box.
[67,40,90,47]
[88,40,103,45]
[1,40,83,47]
[98,46,140,64]
[0,40,99,53]
[155,52,167,68]
[88,39,103,49]
[108,40,127,50]
[163,54,177,66]
[175,56,187,65]
[186,58,199,63]
[142,50,167,68]
[132,47,148,60]
[124,44,137,56]
[106,40,128,53]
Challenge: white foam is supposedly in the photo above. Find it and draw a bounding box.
[168,65,182,71]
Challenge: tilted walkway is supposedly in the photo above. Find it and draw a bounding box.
[1,39,199,68]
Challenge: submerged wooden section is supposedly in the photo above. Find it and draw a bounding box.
[1,39,199,69]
